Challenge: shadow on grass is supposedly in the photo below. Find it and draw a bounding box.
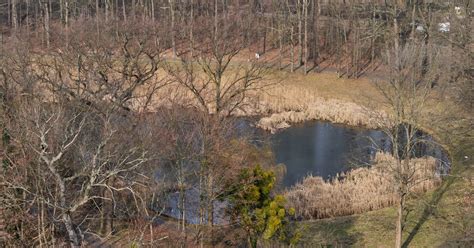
[402,170,459,247]
[298,215,361,247]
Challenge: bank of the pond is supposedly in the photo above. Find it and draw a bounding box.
[270,119,450,186]
[255,97,387,134]
[295,149,473,247]
[266,119,448,220]
[285,152,441,219]
[219,70,466,245]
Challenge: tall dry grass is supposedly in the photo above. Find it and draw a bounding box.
[285,152,441,219]
[255,98,386,133]
[245,80,389,133]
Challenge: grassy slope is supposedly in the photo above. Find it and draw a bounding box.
[268,69,384,104]
[297,156,473,247]
[270,70,474,247]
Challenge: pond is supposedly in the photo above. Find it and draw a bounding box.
[271,121,450,187]
[161,121,388,224]
[271,121,387,187]
[159,119,449,224]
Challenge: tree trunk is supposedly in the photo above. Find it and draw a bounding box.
[312,0,319,67]
[132,0,136,19]
[60,0,64,22]
[371,4,376,64]
[303,0,308,74]
[43,2,50,48]
[96,0,100,38]
[101,182,114,235]
[169,0,176,57]
[278,26,283,70]
[105,0,109,22]
[63,212,81,247]
[214,0,218,42]
[393,16,401,72]
[190,0,194,57]
[65,0,69,26]
[11,0,17,30]
[7,0,10,29]
[393,124,403,248]
[262,19,267,54]
[65,0,69,47]
[26,0,30,33]
[199,162,205,248]
[290,26,294,72]
[178,163,186,235]
[207,173,214,245]
[395,193,405,248]
[151,0,155,22]
[122,0,127,21]
[297,0,303,67]
[115,0,119,20]
[35,0,39,40]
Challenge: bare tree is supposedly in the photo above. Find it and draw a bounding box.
[32,22,166,113]
[43,1,50,48]
[164,18,270,118]
[11,0,17,30]
[373,40,444,248]
[162,12,273,245]
[0,87,152,246]
[0,24,166,247]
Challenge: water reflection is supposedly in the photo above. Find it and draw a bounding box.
[272,121,386,187]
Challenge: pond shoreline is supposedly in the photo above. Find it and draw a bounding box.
[252,97,388,134]
[243,97,452,220]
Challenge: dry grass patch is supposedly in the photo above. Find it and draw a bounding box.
[252,74,389,133]
[256,98,386,133]
[285,152,441,219]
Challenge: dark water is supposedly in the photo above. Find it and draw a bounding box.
[272,121,387,187]
[272,121,450,187]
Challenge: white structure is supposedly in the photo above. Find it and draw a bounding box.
[255,53,260,59]
[416,25,425,32]
[438,22,450,32]
[454,6,465,19]
[455,6,461,13]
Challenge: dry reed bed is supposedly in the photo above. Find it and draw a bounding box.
[250,83,389,133]
[285,152,441,219]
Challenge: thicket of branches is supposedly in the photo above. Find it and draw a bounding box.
[0,20,277,247]
[1,1,471,77]
[1,1,471,105]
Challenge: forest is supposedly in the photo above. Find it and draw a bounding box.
[0,0,472,247]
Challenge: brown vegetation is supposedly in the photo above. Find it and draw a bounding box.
[256,97,385,133]
[285,152,441,219]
